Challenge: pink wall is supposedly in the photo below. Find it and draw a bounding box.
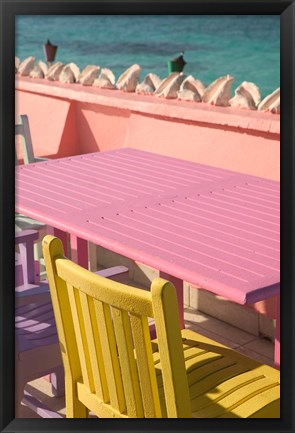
[127,112,279,180]
[16,77,280,180]
[75,103,130,153]
[15,77,280,318]
[16,90,80,158]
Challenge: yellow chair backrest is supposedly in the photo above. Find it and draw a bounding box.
[42,235,192,418]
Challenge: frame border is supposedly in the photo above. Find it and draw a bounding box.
[1,1,294,432]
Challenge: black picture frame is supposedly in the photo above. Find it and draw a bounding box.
[0,1,294,432]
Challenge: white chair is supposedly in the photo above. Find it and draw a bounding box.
[15,114,47,165]
[15,114,48,275]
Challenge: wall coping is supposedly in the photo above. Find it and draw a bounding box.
[16,76,280,136]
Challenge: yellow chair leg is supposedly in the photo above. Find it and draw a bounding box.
[65,381,88,418]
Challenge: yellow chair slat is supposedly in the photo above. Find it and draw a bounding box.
[218,385,280,418]
[186,357,241,386]
[190,364,279,400]
[66,284,94,392]
[77,382,129,418]
[152,278,192,418]
[188,363,254,401]
[42,238,86,417]
[248,394,280,418]
[88,298,109,402]
[130,314,162,418]
[78,292,105,399]
[94,300,126,414]
[192,378,279,417]
[112,307,144,417]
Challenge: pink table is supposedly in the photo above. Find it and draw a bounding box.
[16,148,280,367]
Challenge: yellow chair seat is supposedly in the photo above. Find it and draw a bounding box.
[153,329,280,418]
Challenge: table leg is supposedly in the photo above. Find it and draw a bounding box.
[47,227,69,256]
[274,295,280,369]
[88,242,98,271]
[159,271,185,330]
[70,235,88,269]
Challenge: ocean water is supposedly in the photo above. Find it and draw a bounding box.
[15,15,280,98]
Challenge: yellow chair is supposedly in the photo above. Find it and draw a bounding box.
[43,235,280,418]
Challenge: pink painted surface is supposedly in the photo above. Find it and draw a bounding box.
[75,103,130,154]
[15,88,80,159]
[70,234,88,269]
[15,77,280,318]
[127,112,280,181]
[16,148,280,306]
[15,148,280,366]
[15,77,279,180]
[46,227,69,256]
[159,272,185,329]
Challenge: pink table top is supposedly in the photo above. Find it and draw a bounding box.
[16,147,280,305]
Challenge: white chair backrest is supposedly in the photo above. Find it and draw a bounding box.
[15,114,35,165]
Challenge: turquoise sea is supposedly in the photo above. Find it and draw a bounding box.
[16,15,280,98]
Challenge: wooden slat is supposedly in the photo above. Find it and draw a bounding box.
[66,283,94,391]
[93,299,126,414]
[151,279,192,418]
[133,205,278,259]
[110,148,232,183]
[15,147,236,223]
[192,370,268,409]
[17,147,224,216]
[112,307,144,417]
[196,189,279,218]
[16,302,59,352]
[144,202,279,251]
[77,382,129,419]
[182,196,279,234]
[194,379,279,418]
[87,297,109,402]
[130,314,162,418]
[15,301,53,320]
[79,293,107,400]
[87,215,272,281]
[18,166,119,206]
[100,211,279,274]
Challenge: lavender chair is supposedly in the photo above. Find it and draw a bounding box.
[15,230,50,306]
[15,230,64,417]
[15,229,129,417]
